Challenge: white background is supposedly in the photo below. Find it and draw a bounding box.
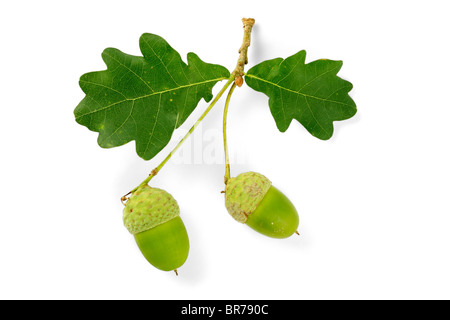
[1,0,449,300]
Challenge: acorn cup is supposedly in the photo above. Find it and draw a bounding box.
[123,185,189,273]
[225,172,299,238]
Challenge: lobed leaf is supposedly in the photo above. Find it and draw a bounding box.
[245,50,356,140]
[74,33,230,160]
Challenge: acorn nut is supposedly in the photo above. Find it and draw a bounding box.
[123,185,189,273]
[225,172,299,238]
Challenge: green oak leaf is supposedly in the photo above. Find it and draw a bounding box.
[245,50,356,140]
[74,33,230,160]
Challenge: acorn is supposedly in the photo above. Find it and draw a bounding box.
[123,185,189,273]
[225,172,299,238]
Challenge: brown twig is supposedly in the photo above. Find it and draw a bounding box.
[232,18,255,86]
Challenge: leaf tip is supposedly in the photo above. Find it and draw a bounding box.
[295,50,307,63]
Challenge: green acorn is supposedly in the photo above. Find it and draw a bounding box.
[123,185,189,273]
[225,172,299,239]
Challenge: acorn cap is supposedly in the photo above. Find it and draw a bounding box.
[123,185,180,235]
[225,171,272,223]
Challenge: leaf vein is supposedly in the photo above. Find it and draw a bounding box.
[142,37,180,87]
[75,77,227,120]
[103,50,154,92]
[103,100,136,142]
[246,74,352,107]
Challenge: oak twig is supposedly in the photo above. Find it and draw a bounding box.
[232,18,256,87]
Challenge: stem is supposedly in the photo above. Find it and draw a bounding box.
[125,76,234,197]
[232,18,255,86]
[223,82,237,184]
